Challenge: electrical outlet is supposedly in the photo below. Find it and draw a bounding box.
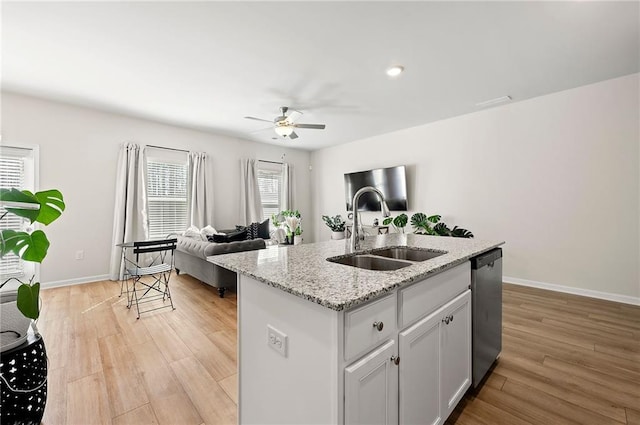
[266,325,287,357]
[75,250,84,260]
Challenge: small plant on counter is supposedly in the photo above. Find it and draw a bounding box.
[383,213,408,233]
[322,215,346,232]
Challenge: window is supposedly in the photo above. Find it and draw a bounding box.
[257,167,282,222]
[0,145,37,279]
[146,160,188,239]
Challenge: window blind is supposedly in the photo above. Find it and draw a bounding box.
[0,155,26,278]
[257,168,282,222]
[146,160,188,239]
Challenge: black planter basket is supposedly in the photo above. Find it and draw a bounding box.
[0,333,47,425]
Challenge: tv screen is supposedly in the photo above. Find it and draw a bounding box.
[344,165,408,211]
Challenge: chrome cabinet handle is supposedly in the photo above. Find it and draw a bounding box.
[373,321,384,332]
[390,355,400,366]
[449,314,454,323]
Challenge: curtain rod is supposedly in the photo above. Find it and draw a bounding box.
[258,159,283,165]
[146,144,189,153]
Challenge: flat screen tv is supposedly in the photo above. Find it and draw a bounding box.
[344,165,408,211]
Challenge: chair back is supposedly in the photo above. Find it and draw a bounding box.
[132,238,177,255]
[132,238,177,267]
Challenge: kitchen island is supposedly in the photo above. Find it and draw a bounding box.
[210,233,504,425]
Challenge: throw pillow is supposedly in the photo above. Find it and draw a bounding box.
[258,219,270,239]
[246,222,260,240]
[200,225,218,238]
[212,228,248,243]
[183,226,204,240]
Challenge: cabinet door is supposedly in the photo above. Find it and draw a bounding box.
[398,308,443,425]
[345,340,398,425]
[440,290,471,419]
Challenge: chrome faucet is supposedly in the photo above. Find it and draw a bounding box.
[350,186,391,251]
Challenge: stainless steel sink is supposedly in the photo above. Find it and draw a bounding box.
[327,255,412,271]
[370,247,446,262]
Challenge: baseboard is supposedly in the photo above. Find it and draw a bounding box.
[503,275,640,306]
[41,274,111,289]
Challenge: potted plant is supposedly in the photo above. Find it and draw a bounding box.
[273,210,301,244]
[382,213,408,233]
[322,215,346,240]
[410,212,473,238]
[0,187,65,423]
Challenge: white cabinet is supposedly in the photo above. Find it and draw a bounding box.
[345,265,472,425]
[440,290,471,419]
[345,340,398,425]
[398,290,471,425]
[398,307,442,425]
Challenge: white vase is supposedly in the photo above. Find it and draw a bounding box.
[294,235,303,245]
[331,231,345,240]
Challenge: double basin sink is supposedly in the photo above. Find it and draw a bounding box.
[327,247,446,271]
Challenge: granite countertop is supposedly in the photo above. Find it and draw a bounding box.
[209,233,504,311]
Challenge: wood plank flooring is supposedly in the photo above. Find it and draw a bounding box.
[446,284,640,425]
[37,277,639,424]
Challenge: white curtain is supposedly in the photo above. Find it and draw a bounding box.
[240,158,263,225]
[281,162,294,211]
[188,152,214,228]
[109,142,148,281]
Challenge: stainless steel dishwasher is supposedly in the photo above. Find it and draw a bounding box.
[471,248,503,387]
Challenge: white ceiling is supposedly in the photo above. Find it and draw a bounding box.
[2,1,638,151]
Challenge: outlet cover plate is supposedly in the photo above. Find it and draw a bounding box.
[267,324,287,357]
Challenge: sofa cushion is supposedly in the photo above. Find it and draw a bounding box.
[177,236,265,260]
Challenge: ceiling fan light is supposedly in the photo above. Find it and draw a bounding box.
[274,125,294,137]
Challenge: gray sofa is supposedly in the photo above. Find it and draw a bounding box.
[175,236,266,297]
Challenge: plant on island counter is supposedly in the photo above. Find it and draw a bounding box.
[384,212,474,238]
[383,213,408,233]
[272,210,302,239]
[0,188,66,320]
[322,215,346,232]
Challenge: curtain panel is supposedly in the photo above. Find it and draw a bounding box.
[281,162,294,211]
[240,158,263,225]
[188,152,214,228]
[109,142,148,281]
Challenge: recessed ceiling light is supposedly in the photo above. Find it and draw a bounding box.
[386,65,404,77]
[475,96,512,107]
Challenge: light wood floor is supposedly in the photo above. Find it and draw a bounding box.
[38,276,640,425]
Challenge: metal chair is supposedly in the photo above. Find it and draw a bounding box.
[122,238,177,319]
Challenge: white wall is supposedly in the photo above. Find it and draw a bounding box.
[310,74,640,300]
[1,92,312,285]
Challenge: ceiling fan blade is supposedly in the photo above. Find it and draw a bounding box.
[286,110,303,123]
[293,123,326,130]
[289,131,299,140]
[249,126,273,134]
[245,116,273,123]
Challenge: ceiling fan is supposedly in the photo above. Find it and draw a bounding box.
[245,106,326,140]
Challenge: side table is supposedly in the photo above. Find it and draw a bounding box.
[0,328,47,425]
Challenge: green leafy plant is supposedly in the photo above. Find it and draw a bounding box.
[0,188,66,319]
[383,213,408,233]
[322,215,346,232]
[410,212,473,238]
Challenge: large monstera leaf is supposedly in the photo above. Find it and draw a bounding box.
[0,188,65,225]
[0,229,50,263]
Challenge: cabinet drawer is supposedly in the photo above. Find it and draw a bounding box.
[399,262,470,328]
[344,294,396,361]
